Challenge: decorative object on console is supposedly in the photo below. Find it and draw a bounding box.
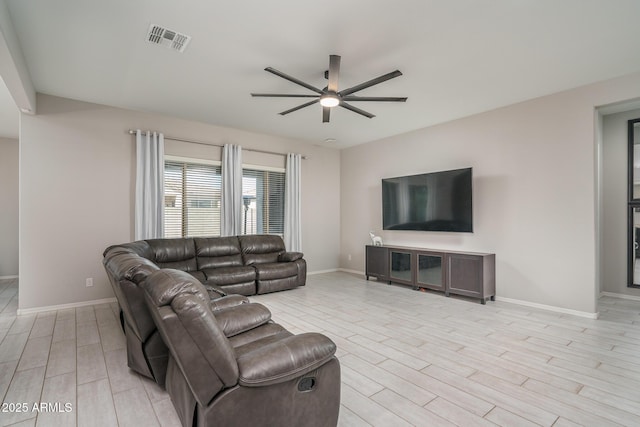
[369,231,383,246]
[251,54,407,123]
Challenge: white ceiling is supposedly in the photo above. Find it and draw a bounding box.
[4,0,640,147]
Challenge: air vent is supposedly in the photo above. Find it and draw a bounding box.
[146,24,191,53]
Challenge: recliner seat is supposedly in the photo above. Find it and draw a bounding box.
[142,269,340,427]
[238,234,305,293]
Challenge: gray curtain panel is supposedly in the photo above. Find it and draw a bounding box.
[284,152,301,251]
[221,144,243,236]
[135,130,164,240]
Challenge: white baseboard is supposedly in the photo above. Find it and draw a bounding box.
[495,296,599,319]
[338,268,365,276]
[0,275,18,280]
[600,291,640,301]
[309,268,366,276]
[17,297,118,316]
[308,269,339,276]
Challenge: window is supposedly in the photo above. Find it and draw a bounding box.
[164,195,176,208]
[164,159,222,237]
[163,158,284,238]
[241,167,285,235]
[189,199,214,208]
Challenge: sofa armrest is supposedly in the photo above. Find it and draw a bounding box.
[237,333,336,387]
[278,251,303,262]
[214,303,272,337]
[204,284,227,299]
[209,295,249,312]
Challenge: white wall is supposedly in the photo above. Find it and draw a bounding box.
[341,71,640,315]
[601,108,640,297]
[0,136,18,277]
[19,94,340,310]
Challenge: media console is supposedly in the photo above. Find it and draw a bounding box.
[365,245,495,304]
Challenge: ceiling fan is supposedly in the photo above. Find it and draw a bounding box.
[251,55,407,123]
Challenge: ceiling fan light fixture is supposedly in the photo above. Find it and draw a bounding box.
[251,55,406,122]
[320,94,340,108]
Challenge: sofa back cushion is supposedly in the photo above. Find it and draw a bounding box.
[146,238,198,272]
[238,235,286,265]
[195,237,244,269]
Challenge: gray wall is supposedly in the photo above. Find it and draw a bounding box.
[19,94,340,310]
[340,71,640,315]
[0,137,18,277]
[601,108,640,296]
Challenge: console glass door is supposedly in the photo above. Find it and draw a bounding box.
[628,119,640,287]
[631,207,640,286]
[390,251,412,283]
[416,253,443,288]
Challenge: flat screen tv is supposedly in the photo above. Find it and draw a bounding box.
[382,167,473,232]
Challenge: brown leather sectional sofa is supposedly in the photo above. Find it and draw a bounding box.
[102,234,307,385]
[142,269,340,427]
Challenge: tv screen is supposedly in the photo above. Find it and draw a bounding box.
[382,167,472,232]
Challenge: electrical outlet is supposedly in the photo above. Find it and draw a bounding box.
[85,278,93,287]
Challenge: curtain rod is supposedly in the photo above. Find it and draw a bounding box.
[127,130,307,160]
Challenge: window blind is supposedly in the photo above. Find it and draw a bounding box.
[164,160,222,237]
[241,168,285,235]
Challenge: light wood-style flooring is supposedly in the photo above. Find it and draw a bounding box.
[2,273,640,426]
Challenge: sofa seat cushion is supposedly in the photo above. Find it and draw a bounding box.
[202,266,256,286]
[216,282,256,296]
[256,276,298,294]
[254,262,298,281]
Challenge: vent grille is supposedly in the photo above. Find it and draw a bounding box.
[146,24,191,53]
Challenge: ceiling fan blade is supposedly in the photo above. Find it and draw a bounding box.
[279,99,319,116]
[342,96,407,102]
[328,55,341,92]
[340,102,375,119]
[265,67,324,95]
[339,70,403,97]
[251,93,319,98]
[322,106,330,123]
